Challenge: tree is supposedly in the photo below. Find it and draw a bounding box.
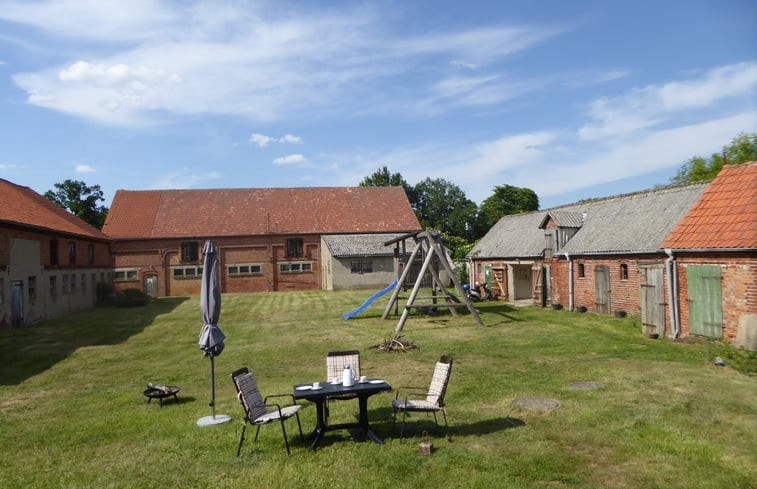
[671,133,757,184]
[413,177,477,239]
[359,166,417,206]
[477,184,539,232]
[44,179,109,229]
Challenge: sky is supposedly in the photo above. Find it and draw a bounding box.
[0,0,755,211]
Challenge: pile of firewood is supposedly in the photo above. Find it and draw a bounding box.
[371,334,418,352]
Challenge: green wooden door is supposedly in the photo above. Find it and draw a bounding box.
[687,265,723,338]
[484,265,492,289]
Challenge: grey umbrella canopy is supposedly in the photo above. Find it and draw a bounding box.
[197,240,231,426]
[199,241,225,357]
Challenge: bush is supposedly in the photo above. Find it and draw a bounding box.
[95,282,113,306]
[113,288,150,308]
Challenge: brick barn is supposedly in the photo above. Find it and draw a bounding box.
[102,186,420,297]
[468,182,708,337]
[660,162,757,349]
[0,179,113,327]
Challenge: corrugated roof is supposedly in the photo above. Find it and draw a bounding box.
[322,233,405,257]
[103,186,421,239]
[468,210,546,258]
[0,179,110,240]
[469,181,708,258]
[660,162,757,250]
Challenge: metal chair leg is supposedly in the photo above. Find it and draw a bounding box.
[254,424,262,443]
[295,412,304,442]
[279,419,291,455]
[236,421,248,456]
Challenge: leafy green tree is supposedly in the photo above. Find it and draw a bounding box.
[671,133,757,184]
[359,166,417,206]
[413,177,478,239]
[477,184,539,232]
[44,179,109,229]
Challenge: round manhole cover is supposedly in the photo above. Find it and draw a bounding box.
[570,381,605,390]
[511,397,561,412]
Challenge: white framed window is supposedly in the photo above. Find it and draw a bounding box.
[279,261,312,273]
[114,269,139,282]
[70,274,76,294]
[228,263,263,276]
[173,266,203,279]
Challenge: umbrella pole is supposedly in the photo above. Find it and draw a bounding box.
[210,355,216,418]
[197,354,231,427]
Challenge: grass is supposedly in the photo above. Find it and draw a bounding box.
[1,289,755,489]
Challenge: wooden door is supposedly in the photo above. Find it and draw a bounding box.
[640,266,665,335]
[687,265,723,338]
[594,265,610,314]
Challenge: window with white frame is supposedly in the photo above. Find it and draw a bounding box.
[114,269,139,282]
[70,274,76,294]
[49,276,57,300]
[173,266,202,278]
[279,261,312,273]
[228,263,263,276]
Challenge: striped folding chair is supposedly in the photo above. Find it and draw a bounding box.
[391,354,453,441]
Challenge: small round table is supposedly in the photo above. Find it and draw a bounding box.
[143,386,180,407]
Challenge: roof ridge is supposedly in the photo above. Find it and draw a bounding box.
[542,180,711,211]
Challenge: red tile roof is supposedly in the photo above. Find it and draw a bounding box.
[103,186,421,239]
[0,179,110,240]
[660,162,757,250]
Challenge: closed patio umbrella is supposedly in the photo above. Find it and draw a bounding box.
[197,240,231,427]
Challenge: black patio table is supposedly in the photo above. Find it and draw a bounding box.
[293,379,391,451]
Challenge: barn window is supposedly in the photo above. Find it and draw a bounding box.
[578,263,585,278]
[181,241,199,262]
[620,263,629,280]
[68,241,76,265]
[50,239,59,265]
[351,261,373,274]
[88,244,95,265]
[286,238,304,258]
[28,276,36,301]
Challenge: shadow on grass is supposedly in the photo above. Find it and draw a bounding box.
[0,297,188,386]
[367,405,526,442]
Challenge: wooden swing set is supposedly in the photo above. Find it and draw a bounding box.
[381,230,483,333]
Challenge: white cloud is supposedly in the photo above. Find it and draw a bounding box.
[279,134,302,144]
[250,133,302,146]
[250,133,274,147]
[75,164,96,173]
[580,62,757,141]
[273,154,307,165]
[5,2,560,125]
[149,168,223,189]
[0,162,18,169]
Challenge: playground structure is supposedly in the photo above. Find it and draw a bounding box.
[382,230,483,332]
[342,281,397,320]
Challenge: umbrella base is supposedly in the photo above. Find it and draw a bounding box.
[197,414,232,427]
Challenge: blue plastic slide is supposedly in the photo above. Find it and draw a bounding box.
[342,281,398,320]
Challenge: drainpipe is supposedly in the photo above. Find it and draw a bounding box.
[564,252,573,311]
[664,248,679,338]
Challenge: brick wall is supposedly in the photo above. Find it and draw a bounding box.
[548,254,666,315]
[111,234,323,296]
[674,253,756,342]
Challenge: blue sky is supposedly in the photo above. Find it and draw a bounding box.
[0,0,755,210]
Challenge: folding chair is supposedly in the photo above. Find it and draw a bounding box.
[391,354,453,441]
[231,367,303,455]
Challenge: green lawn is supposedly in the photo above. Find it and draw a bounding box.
[1,290,755,489]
